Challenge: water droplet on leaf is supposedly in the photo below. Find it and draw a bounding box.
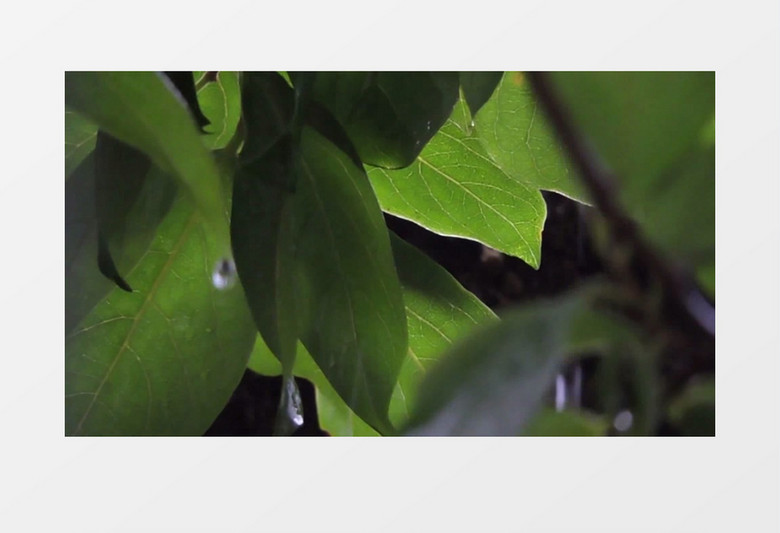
[274,375,304,434]
[211,258,237,290]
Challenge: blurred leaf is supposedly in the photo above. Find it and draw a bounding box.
[459,71,502,120]
[474,72,587,202]
[65,155,177,334]
[65,192,256,435]
[310,72,459,168]
[368,98,547,268]
[197,71,242,150]
[549,72,714,283]
[523,408,609,436]
[65,71,232,259]
[387,233,498,428]
[65,109,97,180]
[404,294,581,435]
[404,286,647,435]
[668,376,715,436]
[292,127,408,434]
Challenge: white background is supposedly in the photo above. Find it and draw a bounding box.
[0,0,778,531]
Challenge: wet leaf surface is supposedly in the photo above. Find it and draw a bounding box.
[66,192,256,435]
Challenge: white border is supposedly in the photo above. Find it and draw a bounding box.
[1,1,778,531]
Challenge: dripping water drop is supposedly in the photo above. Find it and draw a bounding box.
[212,258,237,290]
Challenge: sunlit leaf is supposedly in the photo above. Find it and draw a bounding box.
[310,72,459,168]
[387,233,497,428]
[197,71,242,150]
[368,98,547,268]
[65,71,232,260]
[65,192,256,435]
[474,72,587,202]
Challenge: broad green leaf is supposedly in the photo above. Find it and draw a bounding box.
[459,71,503,120]
[474,72,587,202]
[231,72,298,371]
[65,192,256,435]
[310,72,459,168]
[387,233,498,428]
[293,127,408,434]
[234,73,408,434]
[248,232,497,435]
[65,156,177,334]
[523,408,609,436]
[368,98,547,268]
[197,71,242,150]
[65,109,97,180]
[64,72,232,260]
[549,72,715,285]
[404,286,645,436]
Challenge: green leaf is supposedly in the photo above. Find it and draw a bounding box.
[164,71,211,131]
[523,408,609,436]
[64,72,232,260]
[368,98,547,268]
[248,232,497,436]
[231,73,298,372]
[293,127,408,434]
[404,294,582,435]
[474,72,587,202]
[459,71,503,119]
[549,72,715,282]
[65,109,97,180]
[197,71,242,150]
[232,138,299,370]
[387,233,498,428]
[65,156,177,334]
[94,131,153,291]
[404,286,644,435]
[65,192,256,435]
[310,72,459,168]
